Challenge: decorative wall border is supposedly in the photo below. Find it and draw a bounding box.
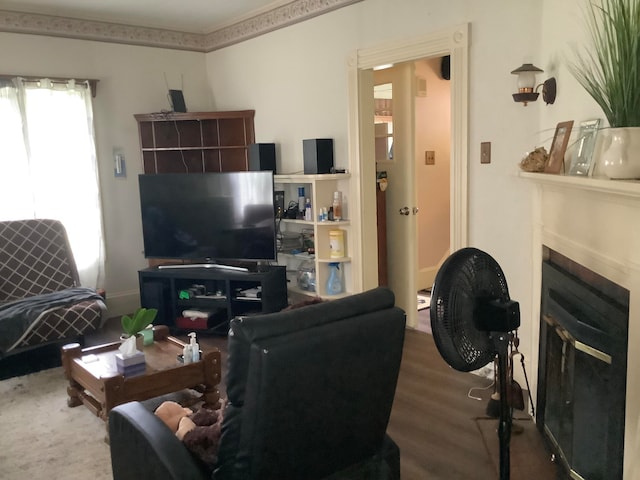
[0,0,363,52]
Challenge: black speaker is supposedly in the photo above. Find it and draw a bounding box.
[441,55,451,80]
[303,138,334,174]
[249,143,277,173]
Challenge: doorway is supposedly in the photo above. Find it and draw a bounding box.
[376,58,451,291]
[348,24,469,328]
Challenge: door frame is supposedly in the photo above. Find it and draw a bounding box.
[347,24,469,299]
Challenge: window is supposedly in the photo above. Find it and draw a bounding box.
[0,78,104,287]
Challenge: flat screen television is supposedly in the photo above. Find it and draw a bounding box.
[138,172,276,264]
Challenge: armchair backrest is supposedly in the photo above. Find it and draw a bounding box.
[216,287,406,480]
[0,219,79,303]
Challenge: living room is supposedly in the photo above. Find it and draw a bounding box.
[1,0,639,478]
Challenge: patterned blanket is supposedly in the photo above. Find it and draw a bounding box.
[0,287,104,354]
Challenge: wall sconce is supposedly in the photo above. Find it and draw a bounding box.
[511,63,556,106]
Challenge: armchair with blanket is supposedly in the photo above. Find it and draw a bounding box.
[0,219,106,357]
[109,287,406,480]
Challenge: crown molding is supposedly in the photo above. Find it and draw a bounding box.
[0,0,363,53]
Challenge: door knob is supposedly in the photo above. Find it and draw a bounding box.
[413,207,419,215]
[399,206,410,215]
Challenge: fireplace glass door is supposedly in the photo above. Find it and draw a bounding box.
[537,256,628,480]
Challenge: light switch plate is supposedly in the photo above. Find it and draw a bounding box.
[481,142,491,164]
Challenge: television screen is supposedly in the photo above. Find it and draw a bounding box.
[138,172,276,262]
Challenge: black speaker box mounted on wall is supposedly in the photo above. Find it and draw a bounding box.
[303,138,334,174]
[249,143,277,173]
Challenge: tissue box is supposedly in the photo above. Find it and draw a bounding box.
[115,351,145,367]
[115,351,146,377]
[117,363,146,377]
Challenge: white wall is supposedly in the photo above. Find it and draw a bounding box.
[0,0,609,389]
[1,32,212,315]
[204,0,544,386]
[414,58,450,284]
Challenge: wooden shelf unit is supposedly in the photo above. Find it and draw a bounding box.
[274,174,352,299]
[135,110,255,173]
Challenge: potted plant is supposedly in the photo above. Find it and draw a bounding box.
[569,0,640,178]
[120,307,158,351]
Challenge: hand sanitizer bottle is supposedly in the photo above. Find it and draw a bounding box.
[188,332,200,362]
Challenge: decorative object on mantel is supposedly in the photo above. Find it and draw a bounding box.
[510,63,557,106]
[545,121,574,174]
[519,147,549,172]
[569,0,640,179]
[568,119,601,176]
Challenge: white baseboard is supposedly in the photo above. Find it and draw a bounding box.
[104,290,140,318]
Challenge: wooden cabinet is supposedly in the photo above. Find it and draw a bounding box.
[274,174,352,299]
[134,110,255,173]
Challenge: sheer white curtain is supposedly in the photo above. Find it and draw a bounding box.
[0,78,105,288]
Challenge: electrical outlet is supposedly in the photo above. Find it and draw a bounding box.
[481,142,491,164]
[425,151,435,165]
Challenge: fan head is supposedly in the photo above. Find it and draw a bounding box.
[430,247,520,372]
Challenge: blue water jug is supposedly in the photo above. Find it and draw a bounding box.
[326,262,343,295]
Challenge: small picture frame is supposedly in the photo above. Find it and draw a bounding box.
[568,119,601,176]
[545,120,574,174]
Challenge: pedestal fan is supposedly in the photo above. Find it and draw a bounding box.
[430,247,520,480]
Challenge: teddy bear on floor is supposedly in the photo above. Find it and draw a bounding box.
[155,400,225,467]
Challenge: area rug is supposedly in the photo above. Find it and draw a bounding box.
[0,367,112,479]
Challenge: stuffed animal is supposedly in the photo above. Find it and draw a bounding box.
[155,399,225,467]
[154,401,193,432]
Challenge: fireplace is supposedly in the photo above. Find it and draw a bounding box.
[537,248,629,479]
[521,172,640,478]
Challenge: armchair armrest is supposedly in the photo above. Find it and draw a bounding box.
[109,402,209,480]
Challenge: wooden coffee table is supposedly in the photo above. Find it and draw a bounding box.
[61,325,220,421]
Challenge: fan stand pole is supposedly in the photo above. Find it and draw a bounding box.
[494,333,512,480]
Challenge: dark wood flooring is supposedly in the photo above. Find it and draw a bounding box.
[93,319,561,479]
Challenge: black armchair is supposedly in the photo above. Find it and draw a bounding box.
[109,287,406,480]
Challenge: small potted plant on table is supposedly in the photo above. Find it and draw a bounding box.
[120,307,158,353]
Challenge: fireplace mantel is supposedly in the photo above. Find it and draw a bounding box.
[520,171,640,198]
[521,171,640,479]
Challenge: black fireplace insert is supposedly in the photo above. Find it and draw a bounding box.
[537,250,628,480]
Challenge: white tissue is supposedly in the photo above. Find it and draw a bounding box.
[118,335,138,357]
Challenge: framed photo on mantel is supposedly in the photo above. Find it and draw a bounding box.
[545,120,574,174]
[568,119,601,176]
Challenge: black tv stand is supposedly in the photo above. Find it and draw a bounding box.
[139,265,287,335]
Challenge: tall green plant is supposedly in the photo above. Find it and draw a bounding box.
[569,0,640,127]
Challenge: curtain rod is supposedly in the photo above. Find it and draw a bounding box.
[0,75,99,97]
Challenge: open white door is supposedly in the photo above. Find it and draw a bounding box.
[383,62,417,327]
[350,24,469,330]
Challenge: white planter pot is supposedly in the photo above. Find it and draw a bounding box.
[601,127,640,179]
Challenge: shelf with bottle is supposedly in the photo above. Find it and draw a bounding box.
[274,173,352,299]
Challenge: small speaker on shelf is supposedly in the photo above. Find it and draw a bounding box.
[303,138,334,174]
[249,143,277,173]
